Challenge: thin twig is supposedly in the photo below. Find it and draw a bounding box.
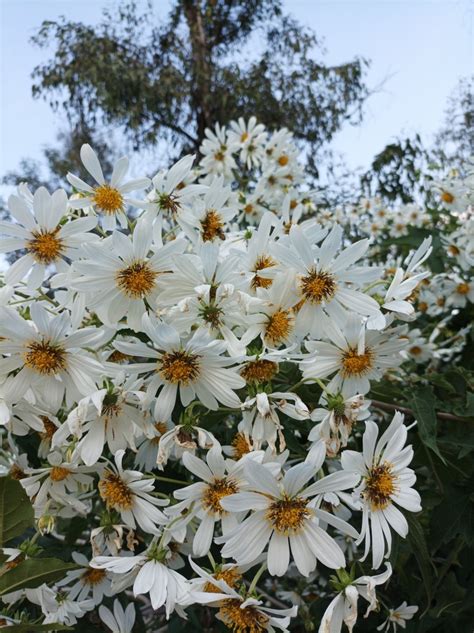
[371,399,470,423]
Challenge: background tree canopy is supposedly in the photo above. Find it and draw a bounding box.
[28,0,368,178]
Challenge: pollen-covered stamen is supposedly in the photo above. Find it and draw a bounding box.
[202,478,239,514]
[265,309,293,345]
[99,472,134,510]
[201,209,225,242]
[93,185,124,215]
[240,359,278,384]
[218,599,269,633]
[456,282,470,295]
[49,466,71,482]
[364,463,396,510]
[301,270,336,304]
[204,567,242,593]
[159,350,200,384]
[341,347,374,378]
[27,228,64,264]
[24,340,67,375]
[251,255,275,289]
[116,261,158,298]
[231,433,252,460]
[267,496,311,535]
[158,192,181,215]
[81,567,107,586]
[441,190,454,204]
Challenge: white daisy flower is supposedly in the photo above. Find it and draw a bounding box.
[99,600,136,633]
[55,552,112,604]
[300,314,406,396]
[20,451,95,515]
[377,601,419,632]
[113,315,245,420]
[218,458,359,577]
[188,557,298,633]
[0,187,98,289]
[169,446,260,557]
[71,218,186,331]
[147,154,206,224]
[98,449,168,534]
[199,122,237,180]
[156,422,218,468]
[0,303,104,408]
[32,584,95,626]
[309,393,370,457]
[341,412,421,569]
[240,390,309,452]
[67,144,150,231]
[319,563,392,633]
[271,224,382,338]
[91,544,189,617]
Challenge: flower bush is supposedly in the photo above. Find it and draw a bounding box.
[0,118,473,632]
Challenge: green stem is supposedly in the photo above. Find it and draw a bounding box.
[152,475,190,486]
[248,562,267,594]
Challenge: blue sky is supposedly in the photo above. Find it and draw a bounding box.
[0,0,472,180]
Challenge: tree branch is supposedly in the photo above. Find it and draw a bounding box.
[371,399,470,423]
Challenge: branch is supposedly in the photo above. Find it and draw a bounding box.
[371,399,470,423]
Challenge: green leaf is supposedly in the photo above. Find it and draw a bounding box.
[0,558,78,596]
[406,514,435,608]
[410,385,446,464]
[0,477,34,546]
[430,484,474,550]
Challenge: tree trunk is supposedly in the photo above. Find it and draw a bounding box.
[182,0,213,148]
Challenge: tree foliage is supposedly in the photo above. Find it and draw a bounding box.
[29,0,369,176]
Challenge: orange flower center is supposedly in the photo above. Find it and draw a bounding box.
[201,210,225,242]
[93,185,124,215]
[116,261,158,298]
[251,255,275,289]
[240,359,278,383]
[24,340,66,375]
[230,433,252,460]
[27,229,64,264]
[81,567,107,586]
[219,599,269,633]
[341,347,374,377]
[99,472,133,510]
[50,466,71,482]
[365,463,395,510]
[301,270,336,304]
[266,496,310,535]
[265,309,293,345]
[202,478,239,514]
[159,351,200,384]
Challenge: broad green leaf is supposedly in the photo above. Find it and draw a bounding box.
[430,484,474,550]
[0,558,78,596]
[410,385,446,464]
[0,477,34,546]
[406,514,435,608]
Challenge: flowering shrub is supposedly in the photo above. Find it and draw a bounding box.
[0,118,473,632]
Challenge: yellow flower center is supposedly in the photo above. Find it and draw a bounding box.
[159,351,200,384]
[301,270,336,304]
[27,229,64,264]
[49,466,71,482]
[230,433,252,460]
[418,301,428,313]
[115,261,158,298]
[441,190,454,204]
[243,203,254,214]
[204,568,242,594]
[341,347,374,377]
[24,340,66,375]
[219,599,269,633]
[456,282,470,295]
[201,210,225,242]
[365,463,396,510]
[251,255,275,290]
[266,496,310,535]
[240,359,278,383]
[81,567,107,586]
[93,185,124,215]
[158,192,180,215]
[202,478,239,514]
[265,309,293,345]
[150,421,168,445]
[214,150,226,162]
[240,132,250,142]
[99,472,133,510]
[278,154,289,166]
[409,345,422,356]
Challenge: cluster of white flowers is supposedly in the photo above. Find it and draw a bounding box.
[2,118,471,632]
